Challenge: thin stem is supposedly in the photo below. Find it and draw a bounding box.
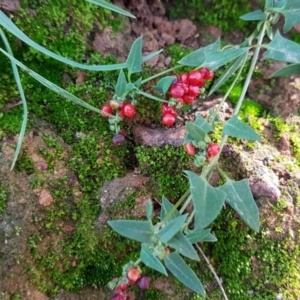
[202,20,268,179]
[141,65,183,85]
[137,90,168,103]
[233,21,267,115]
[195,244,229,300]
[210,53,248,125]
[179,194,192,214]
[162,189,190,223]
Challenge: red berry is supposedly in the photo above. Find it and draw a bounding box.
[181,82,190,94]
[169,82,185,98]
[101,105,113,118]
[127,268,141,284]
[165,247,171,254]
[119,282,127,291]
[179,73,189,83]
[122,103,136,118]
[182,95,195,104]
[162,103,177,117]
[200,67,214,80]
[188,70,205,87]
[162,113,176,126]
[188,85,200,97]
[207,143,220,158]
[184,143,196,156]
[136,276,150,290]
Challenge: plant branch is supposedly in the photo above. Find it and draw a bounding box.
[195,244,229,300]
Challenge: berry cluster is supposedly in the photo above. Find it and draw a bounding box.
[184,141,220,167]
[100,101,136,145]
[110,267,150,300]
[162,68,214,126]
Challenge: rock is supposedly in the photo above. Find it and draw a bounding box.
[278,132,291,156]
[0,0,20,11]
[174,19,197,44]
[38,189,53,207]
[248,61,300,118]
[132,125,187,147]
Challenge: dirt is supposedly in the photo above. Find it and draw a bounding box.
[1,0,300,299]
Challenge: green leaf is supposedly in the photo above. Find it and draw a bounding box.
[168,232,200,261]
[0,49,101,114]
[209,52,248,95]
[0,29,28,170]
[203,47,249,70]
[126,37,143,74]
[222,115,262,140]
[217,179,260,232]
[146,200,153,221]
[240,10,265,21]
[164,253,205,295]
[155,76,175,94]
[194,115,214,133]
[178,39,220,67]
[161,195,180,221]
[186,229,217,244]
[134,77,142,88]
[140,244,167,275]
[185,171,226,229]
[87,0,136,18]
[156,214,188,244]
[264,31,300,63]
[0,10,127,71]
[0,11,155,71]
[269,63,300,77]
[185,122,206,142]
[115,69,127,97]
[275,0,300,32]
[108,220,153,243]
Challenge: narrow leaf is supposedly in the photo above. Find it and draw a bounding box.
[194,115,214,133]
[240,10,265,21]
[222,115,262,141]
[0,29,27,170]
[87,0,135,18]
[269,63,300,77]
[185,171,227,229]
[186,229,217,244]
[0,49,101,114]
[115,69,127,97]
[168,232,200,261]
[161,195,180,221]
[126,37,143,74]
[140,244,167,275]
[156,214,188,244]
[156,76,175,94]
[146,200,153,221]
[164,253,205,295]
[217,179,260,232]
[108,220,153,243]
[185,122,206,142]
[264,31,300,63]
[0,11,154,71]
[178,39,220,67]
[209,52,248,95]
[203,47,249,70]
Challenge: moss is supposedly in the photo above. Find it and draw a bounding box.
[135,145,190,199]
[199,207,300,299]
[167,0,257,33]
[15,150,35,175]
[0,184,8,215]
